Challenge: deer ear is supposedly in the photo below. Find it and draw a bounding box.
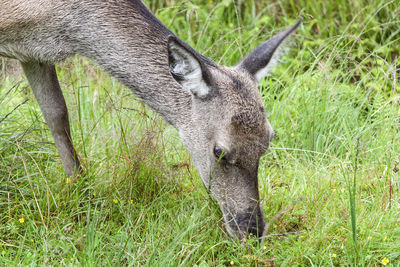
[238,19,302,81]
[168,36,210,98]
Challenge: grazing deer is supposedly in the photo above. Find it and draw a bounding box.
[0,0,301,238]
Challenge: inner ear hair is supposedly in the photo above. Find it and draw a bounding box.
[167,36,211,98]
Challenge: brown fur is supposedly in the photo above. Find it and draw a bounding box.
[0,0,300,239]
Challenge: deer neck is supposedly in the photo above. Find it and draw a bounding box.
[68,0,193,128]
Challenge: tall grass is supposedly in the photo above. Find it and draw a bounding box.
[1,0,399,265]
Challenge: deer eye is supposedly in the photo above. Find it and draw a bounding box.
[214,145,226,161]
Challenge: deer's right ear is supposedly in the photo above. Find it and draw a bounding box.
[168,36,210,98]
[238,19,302,82]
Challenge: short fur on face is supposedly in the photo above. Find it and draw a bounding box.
[167,20,301,238]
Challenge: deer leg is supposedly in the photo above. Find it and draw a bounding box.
[20,61,81,177]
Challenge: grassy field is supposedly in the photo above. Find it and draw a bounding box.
[1,0,399,265]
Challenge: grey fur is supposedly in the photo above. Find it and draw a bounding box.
[0,0,300,239]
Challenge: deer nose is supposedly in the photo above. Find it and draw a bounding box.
[246,214,265,238]
[229,208,265,239]
[245,211,265,238]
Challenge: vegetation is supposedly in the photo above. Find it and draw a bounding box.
[1,0,399,265]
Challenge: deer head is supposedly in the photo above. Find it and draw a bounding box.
[168,20,301,238]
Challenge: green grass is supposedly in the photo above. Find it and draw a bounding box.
[1,0,399,265]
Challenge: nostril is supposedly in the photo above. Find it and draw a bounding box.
[248,226,261,238]
[247,218,265,238]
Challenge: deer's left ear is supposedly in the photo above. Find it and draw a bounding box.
[168,36,211,98]
[238,19,302,81]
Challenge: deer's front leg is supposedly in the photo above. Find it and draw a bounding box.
[20,61,81,177]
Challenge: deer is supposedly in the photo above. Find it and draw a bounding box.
[0,0,301,239]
